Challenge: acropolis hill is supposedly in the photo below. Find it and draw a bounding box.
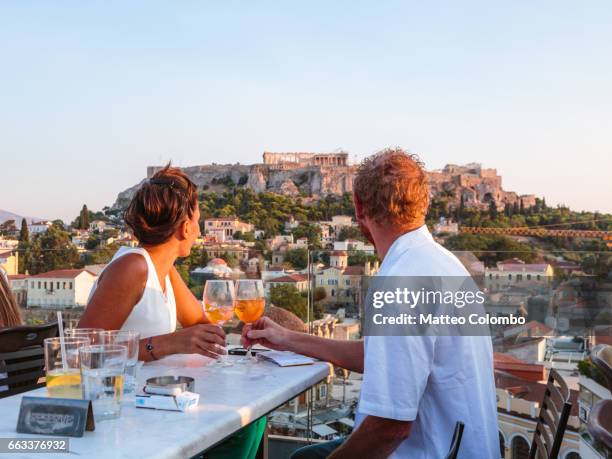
[113,152,536,210]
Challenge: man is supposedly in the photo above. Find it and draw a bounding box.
[242,148,499,459]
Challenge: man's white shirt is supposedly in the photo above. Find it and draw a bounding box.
[354,226,499,459]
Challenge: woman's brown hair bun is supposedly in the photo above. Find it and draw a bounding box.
[124,163,198,245]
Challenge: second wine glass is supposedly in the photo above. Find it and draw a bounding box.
[234,279,265,363]
[203,279,235,366]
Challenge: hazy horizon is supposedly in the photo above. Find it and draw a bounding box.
[2,1,611,222]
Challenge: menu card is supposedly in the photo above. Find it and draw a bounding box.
[258,351,315,367]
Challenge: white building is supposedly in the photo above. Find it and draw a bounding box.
[433,217,459,235]
[485,259,554,291]
[333,239,375,254]
[26,269,97,308]
[89,220,107,232]
[0,237,19,250]
[29,220,52,235]
[204,217,254,242]
[265,273,309,296]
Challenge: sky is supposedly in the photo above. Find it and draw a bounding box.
[1,1,611,222]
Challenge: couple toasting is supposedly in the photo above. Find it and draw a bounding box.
[79,148,499,459]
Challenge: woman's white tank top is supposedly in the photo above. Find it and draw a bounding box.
[88,246,177,339]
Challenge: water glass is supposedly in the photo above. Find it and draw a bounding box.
[65,328,104,344]
[99,331,141,394]
[79,344,128,421]
[44,337,89,399]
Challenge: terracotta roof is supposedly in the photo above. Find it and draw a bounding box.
[8,274,28,280]
[0,250,15,258]
[331,250,348,256]
[495,370,579,416]
[208,258,227,266]
[494,263,551,273]
[268,274,309,283]
[342,266,364,276]
[30,269,96,279]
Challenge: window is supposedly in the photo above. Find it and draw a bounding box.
[38,281,41,289]
[527,274,532,280]
[44,281,47,289]
[69,282,73,289]
[318,385,327,399]
[57,282,60,289]
[31,281,34,288]
[489,274,493,279]
[537,275,541,280]
[345,279,350,286]
[63,282,67,289]
[511,436,530,459]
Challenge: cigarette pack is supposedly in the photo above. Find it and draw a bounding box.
[135,391,199,412]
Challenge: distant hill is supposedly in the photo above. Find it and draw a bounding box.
[0,209,41,224]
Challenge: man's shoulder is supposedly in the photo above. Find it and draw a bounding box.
[383,240,469,277]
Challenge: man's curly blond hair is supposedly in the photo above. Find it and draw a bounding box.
[353,148,429,231]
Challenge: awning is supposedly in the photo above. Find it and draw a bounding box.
[337,417,355,428]
[312,424,338,438]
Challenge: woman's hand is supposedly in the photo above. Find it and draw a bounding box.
[168,323,227,359]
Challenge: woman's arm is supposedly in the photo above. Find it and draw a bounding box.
[79,254,148,330]
[80,256,224,361]
[169,266,210,327]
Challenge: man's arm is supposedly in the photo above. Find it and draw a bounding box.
[330,415,412,459]
[242,317,364,373]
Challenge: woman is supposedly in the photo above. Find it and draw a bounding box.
[79,165,225,359]
[0,267,22,328]
[79,165,264,459]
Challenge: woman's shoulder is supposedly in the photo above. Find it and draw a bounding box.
[100,252,148,285]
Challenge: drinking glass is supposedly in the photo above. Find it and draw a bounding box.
[44,337,89,399]
[65,328,104,344]
[234,279,265,363]
[203,280,235,366]
[79,344,127,421]
[99,331,141,394]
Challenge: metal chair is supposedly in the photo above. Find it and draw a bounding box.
[587,345,612,455]
[445,421,465,459]
[0,322,58,398]
[528,369,572,459]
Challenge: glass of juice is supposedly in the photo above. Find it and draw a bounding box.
[98,331,141,395]
[44,337,89,399]
[234,279,265,363]
[79,344,127,421]
[203,280,235,366]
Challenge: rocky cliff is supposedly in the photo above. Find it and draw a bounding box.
[113,161,534,211]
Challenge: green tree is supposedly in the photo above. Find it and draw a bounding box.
[79,204,90,229]
[488,200,498,220]
[284,248,308,270]
[19,218,29,242]
[85,236,99,250]
[337,226,365,242]
[27,226,80,274]
[270,284,308,321]
[291,223,322,248]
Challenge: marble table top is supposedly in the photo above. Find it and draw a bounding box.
[0,354,331,458]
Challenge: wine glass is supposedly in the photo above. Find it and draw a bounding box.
[203,280,235,366]
[234,279,265,363]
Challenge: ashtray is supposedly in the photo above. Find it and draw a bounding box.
[145,376,195,396]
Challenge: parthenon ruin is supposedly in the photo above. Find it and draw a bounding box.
[262,151,348,167]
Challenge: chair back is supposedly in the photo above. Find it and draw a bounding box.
[0,322,58,398]
[591,344,612,391]
[528,369,572,459]
[445,421,465,459]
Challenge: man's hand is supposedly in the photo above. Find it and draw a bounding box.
[241,317,292,351]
